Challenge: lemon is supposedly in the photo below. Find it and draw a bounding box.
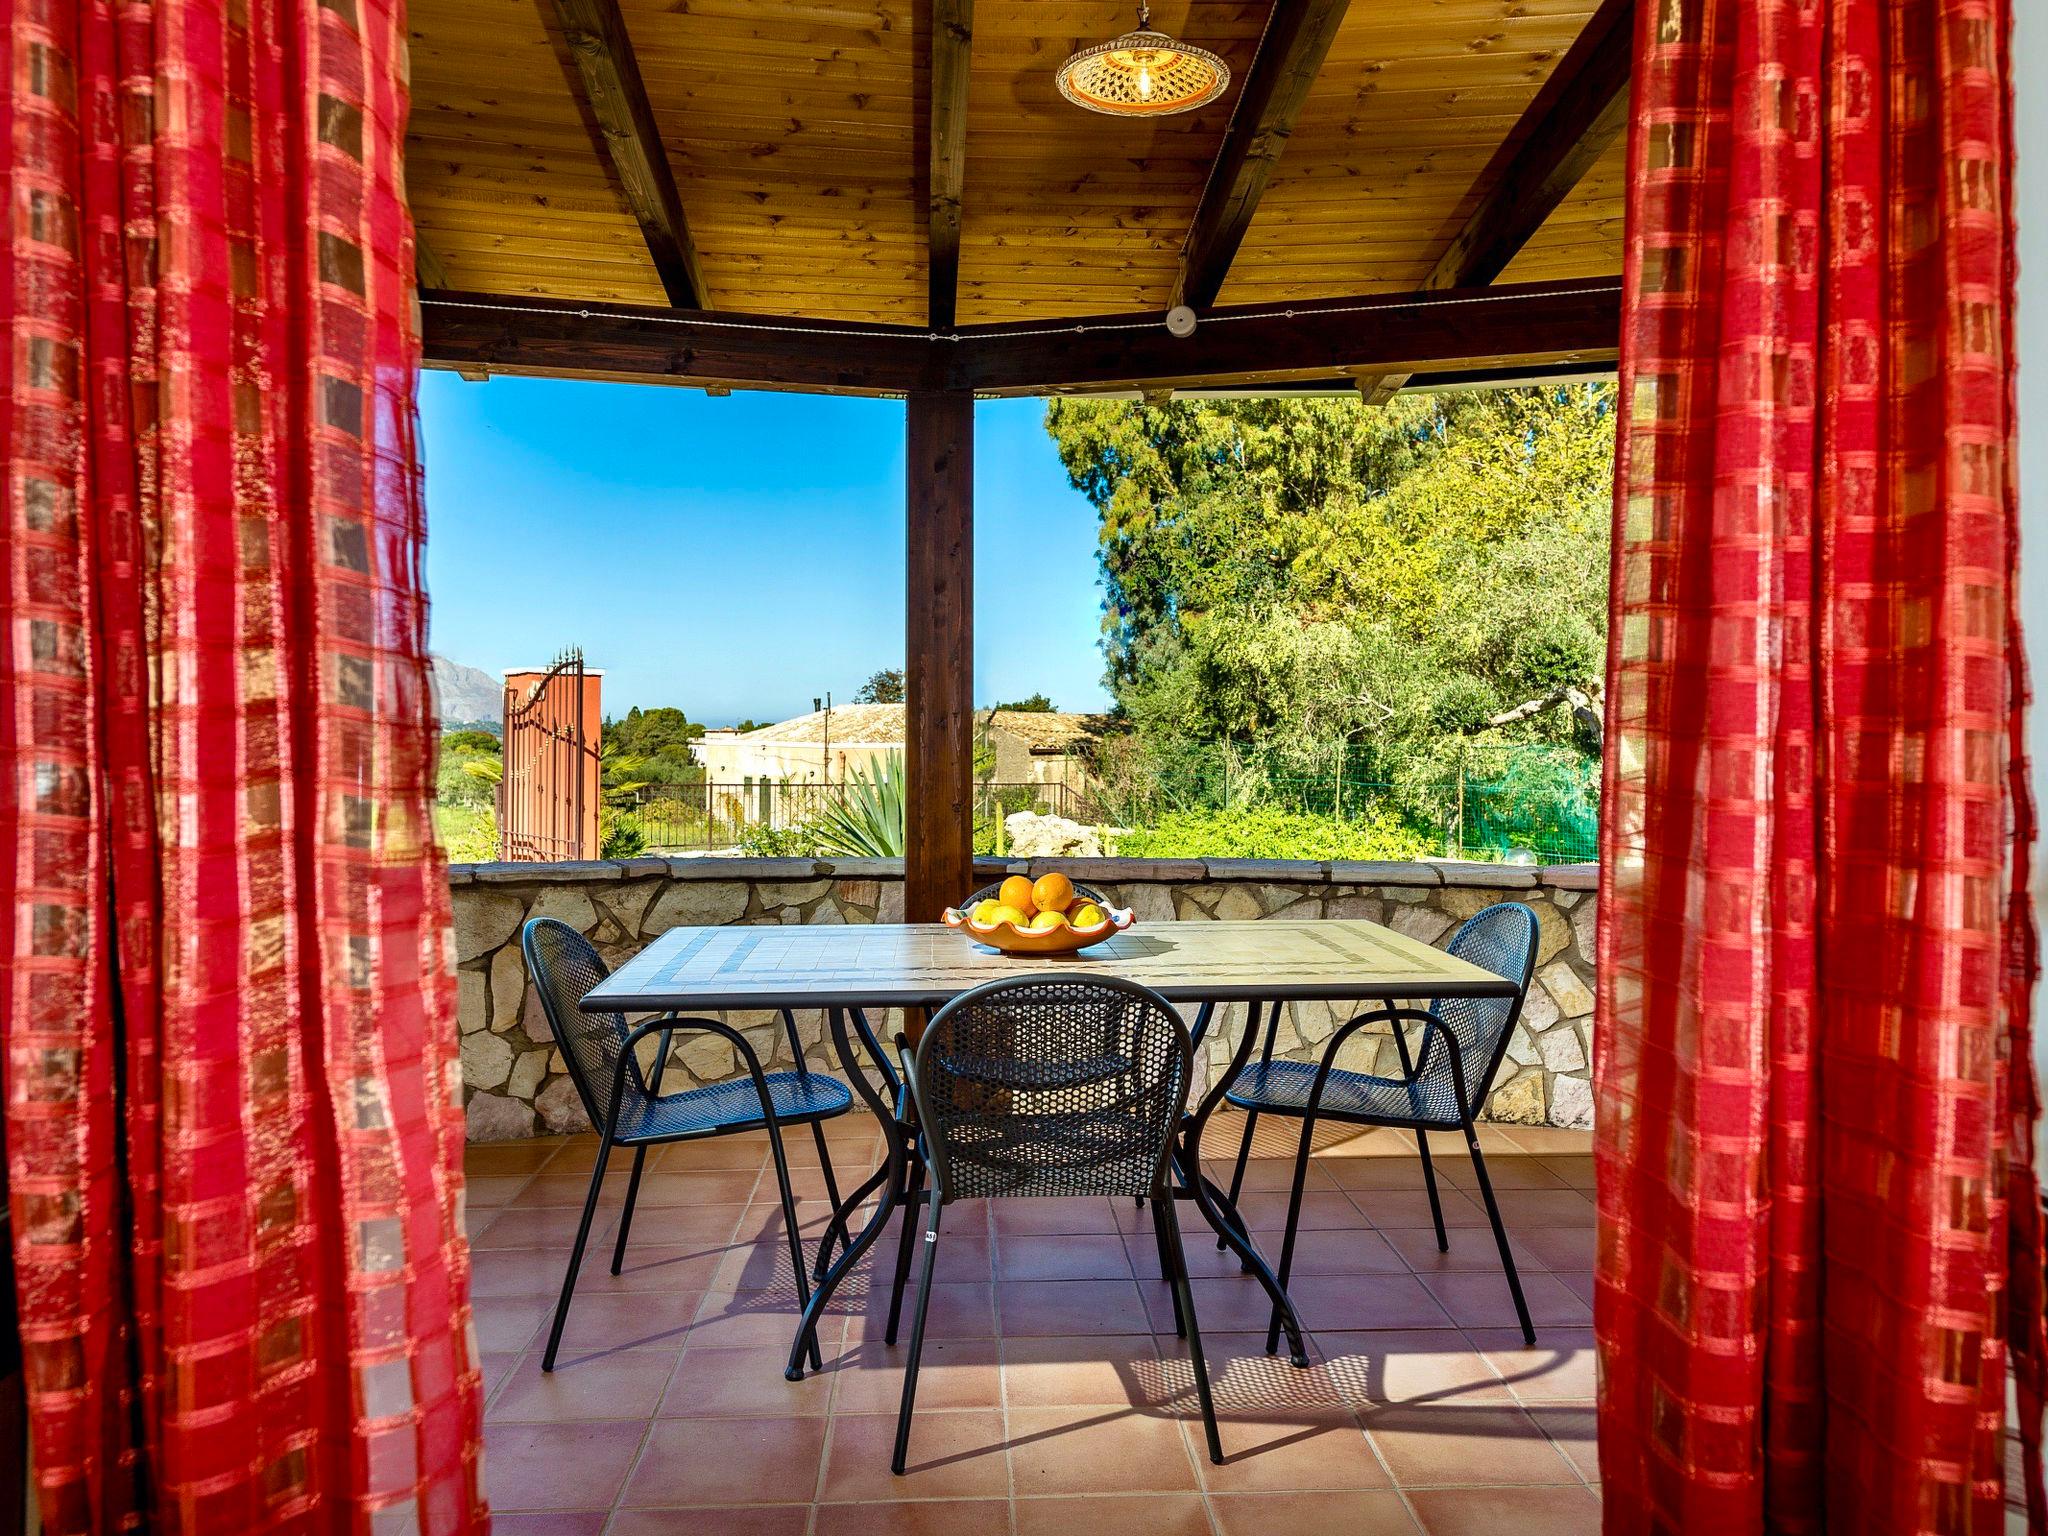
[990,904,1030,929]
[1070,903,1107,930]
[1028,909,1069,931]
[970,899,1002,926]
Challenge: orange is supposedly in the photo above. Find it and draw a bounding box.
[998,875,1038,916]
[1032,871,1075,915]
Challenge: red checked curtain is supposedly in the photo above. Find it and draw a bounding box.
[1595,0,2045,1530]
[1,0,486,1524]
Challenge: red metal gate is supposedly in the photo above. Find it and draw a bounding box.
[499,649,602,861]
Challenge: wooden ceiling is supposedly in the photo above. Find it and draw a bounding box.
[405,0,1629,336]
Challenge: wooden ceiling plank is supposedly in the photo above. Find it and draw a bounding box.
[547,0,710,307]
[1175,0,1353,311]
[1353,0,1632,397]
[928,0,974,330]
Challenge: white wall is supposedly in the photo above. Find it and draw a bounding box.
[2018,0,2046,1165]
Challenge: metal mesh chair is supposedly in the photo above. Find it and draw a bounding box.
[888,974,1222,1473]
[521,917,854,1370]
[1220,902,1543,1344]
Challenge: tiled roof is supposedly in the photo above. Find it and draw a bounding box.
[737,704,1111,753]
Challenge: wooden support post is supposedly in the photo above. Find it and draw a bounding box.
[904,390,975,922]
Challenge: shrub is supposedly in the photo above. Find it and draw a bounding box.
[1114,805,1437,861]
[737,822,820,857]
[435,803,497,863]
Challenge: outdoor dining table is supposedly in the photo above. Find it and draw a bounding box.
[582,916,1522,1380]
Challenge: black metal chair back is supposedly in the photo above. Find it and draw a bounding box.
[522,917,644,1135]
[909,974,1190,1202]
[1419,901,1539,1120]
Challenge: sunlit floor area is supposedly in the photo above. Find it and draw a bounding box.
[465,1113,1599,1536]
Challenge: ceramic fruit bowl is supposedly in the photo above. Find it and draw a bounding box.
[942,871,1134,955]
[942,903,1135,955]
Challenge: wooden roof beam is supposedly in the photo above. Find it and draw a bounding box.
[1353,0,1633,398]
[1173,0,1353,311]
[927,0,974,331]
[549,0,709,309]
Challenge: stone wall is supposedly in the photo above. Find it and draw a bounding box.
[451,856,1599,1141]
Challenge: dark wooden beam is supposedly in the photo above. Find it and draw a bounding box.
[1353,0,1632,397]
[904,390,975,924]
[418,290,933,394]
[1173,0,1352,311]
[950,277,1621,395]
[548,0,709,309]
[927,0,973,330]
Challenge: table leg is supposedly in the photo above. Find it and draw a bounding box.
[785,1005,918,1382]
[1175,999,1310,1368]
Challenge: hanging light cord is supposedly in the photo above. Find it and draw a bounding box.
[420,279,1624,346]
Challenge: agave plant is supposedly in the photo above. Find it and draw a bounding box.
[811,752,905,858]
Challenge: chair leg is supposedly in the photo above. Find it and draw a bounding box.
[890,1190,945,1475]
[1463,1120,1535,1346]
[1218,1106,1259,1251]
[1162,1195,1223,1465]
[764,1114,823,1372]
[610,1144,649,1275]
[811,1120,846,1279]
[1414,1129,1448,1253]
[1150,1194,1185,1338]
[541,1134,615,1371]
[1265,1109,1318,1356]
[885,1154,926,1345]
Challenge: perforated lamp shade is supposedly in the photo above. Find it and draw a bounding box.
[1056,9,1229,117]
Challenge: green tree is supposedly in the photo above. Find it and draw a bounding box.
[854,668,904,704]
[993,693,1056,712]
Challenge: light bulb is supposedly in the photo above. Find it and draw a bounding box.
[1136,63,1152,97]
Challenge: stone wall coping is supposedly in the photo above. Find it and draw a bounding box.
[448,855,1600,893]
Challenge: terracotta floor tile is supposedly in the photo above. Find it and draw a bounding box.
[1463,1328,1598,1404]
[1015,1492,1214,1536]
[1003,1334,1165,1409]
[465,1175,536,1208]
[487,1346,679,1423]
[600,1201,749,1249]
[1488,1189,1596,1228]
[713,1237,823,1294]
[507,1171,633,1209]
[1379,1228,1542,1278]
[479,1351,522,1406]
[465,1139,571,1176]
[660,1345,836,1417]
[999,1278,1152,1336]
[991,1197,1124,1235]
[1236,1191,1379,1231]
[471,1206,617,1251]
[849,1279,996,1341]
[1161,1332,1348,1416]
[1489,1128,1593,1156]
[482,1420,646,1511]
[997,1232,1135,1281]
[470,1298,550,1355]
[621,1416,828,1506]
[1406,1485,1602,1535]
[1253,1225,1408,1275]
[1197,1412,1391,1494]
[1286,1273,1455,1333]
[1006,1404,1201,1495]
[1513,1225,1596,1272]
[540,1138,612,1173]
[1427,1155,1567,1191]
[592,1242,732,1294]
[1526,1403,1599,1482]
[1365,1404,1580,1487]
[1142,1273,1289,1337]
[1417,1271,1592,1330]
[827,1337,1003,1414]
[653,1136,773,1171]
[821,1409,1010,1502]
[813,1499,1010,1536]
[1534,1154,1596,1189]
[470,1248,575,1300]
[1313,1331,1512,1407]
[1202,1156,1338,1192]
[1126,1224,1259,1281]
[1347,1190,1488,1231]
[627,1168,768,1207]
[689,1290,845,1352]
[732,1198,861,1247]
[488,1513,610,1536]
[608,1510,807,1536]
[1319,1157,1444,1192]
[548,1289,704,1354]
[1208,1490,1421,1536]
[1554,1270,1596,1305]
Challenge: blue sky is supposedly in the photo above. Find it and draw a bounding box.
[418,374,1115,723]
